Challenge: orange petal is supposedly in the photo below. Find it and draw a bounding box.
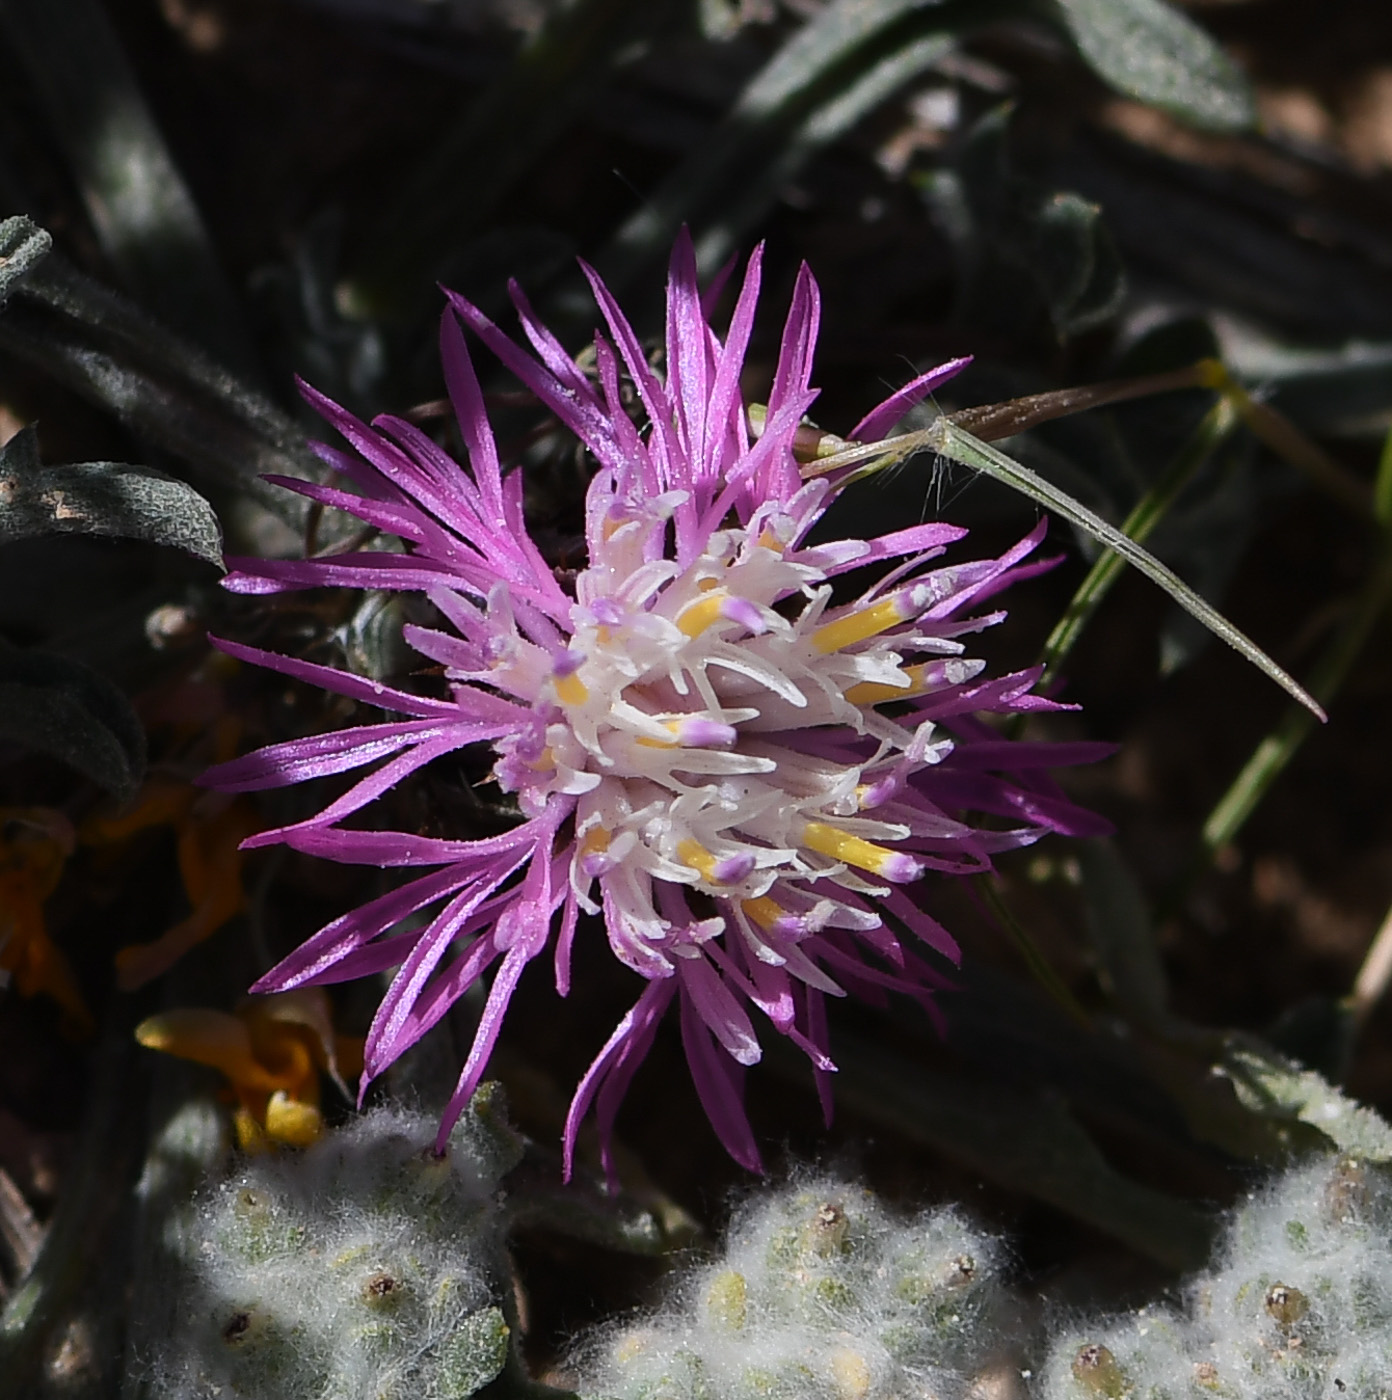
[242,989,347,1093]
[116,912,227,991]
[135,1009,287,1093]
[81,781,191,844]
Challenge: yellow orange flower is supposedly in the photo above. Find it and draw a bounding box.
[84,781,257,990]
[135,988,363,1151]
[0,808,92,1032]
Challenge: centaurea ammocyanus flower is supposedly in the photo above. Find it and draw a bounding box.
[205,234,1110,1173]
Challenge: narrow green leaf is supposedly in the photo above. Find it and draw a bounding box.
[0,644,145,800]
[810,419,1322,714]
[1216,1035,1392,1161]
[1077,839,1172,1029]
[1376,427,1392,527]
[1194,542,1392,861]
[797,1032,1212,1269]
[0,427,223,567]
[0,248,325,534]
[0,216,51,310]
[1038,397,1238,688]
[597,0,974,292]
[1054,0,1255,132]
[927,420,1324,717]
[975,875,1090,1028]
[0,0,258,373]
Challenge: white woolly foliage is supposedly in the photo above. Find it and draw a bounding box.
[146,1096,521,1400]
[579,1174,1010,1400]
[1041,1155,1392,1400]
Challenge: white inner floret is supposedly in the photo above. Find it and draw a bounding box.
[425,487,982,978]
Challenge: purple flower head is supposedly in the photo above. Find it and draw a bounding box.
[205,233,1111,1176]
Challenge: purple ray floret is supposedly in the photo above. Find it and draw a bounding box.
[204,231,1111,1177]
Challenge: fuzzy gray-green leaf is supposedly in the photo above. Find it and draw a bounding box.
[1054,0,1255,132]
[0,428,223,567]
[0,217,52,311]
[1217,1036,1392,1162]
[0,645,145,800]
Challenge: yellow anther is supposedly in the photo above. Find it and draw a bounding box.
[677,592,727,637]
[581,827,611,856]
[844,663,928,706]
[741,896,785,930]
[637,717,689,750]
[554,670,588,706]
[678,839,719,881]
[811,595,910,655]
[697,577,720,592]
[801,821,904,876]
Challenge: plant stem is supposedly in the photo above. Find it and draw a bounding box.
[973,874,1091,1030]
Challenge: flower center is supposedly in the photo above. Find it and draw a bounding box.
[478,492,975,973]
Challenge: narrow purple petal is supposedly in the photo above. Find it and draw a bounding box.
[578,259,686,490]
[280,816,561,867]
[563,978,676,1181]
[665,228,712,475]
[925,520,1049,619]
[298,378,477,531]
[438,307,507,515]
[253,865,490,991]
[436,939,539,1150]
[444,290,624,469]
[820,521,968,578]
[851,356,972,442]
[553,883,580,997]
[679,991,762,1173]
[364,854,530,1078]
[260,474,434,542]
[508,278,599,405]
[678,955,761,1066]
[700,243,763,485]
[877,885,962,963]
[209,636,457,719]
[223,553,481,597]
[240,728,508,849]
[204,720,454,792]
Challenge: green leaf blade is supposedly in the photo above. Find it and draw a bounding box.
[927,419,1325,720]
[0,217,53,311]
[0,645,146,800]
[1055,0,1256,131]
[0,429,224,568]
